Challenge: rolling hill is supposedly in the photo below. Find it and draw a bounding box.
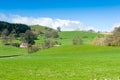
[58,31,102,45]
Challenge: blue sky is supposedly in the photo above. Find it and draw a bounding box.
[0,0,120,31]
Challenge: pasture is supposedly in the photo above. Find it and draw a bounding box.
[0,45,120,80]
[0,31,119,80]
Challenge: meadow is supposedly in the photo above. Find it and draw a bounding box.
[0,31,120,80]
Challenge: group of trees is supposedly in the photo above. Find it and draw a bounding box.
[105,27,120,46]
[1,29,16,45]
[92,26,120,46]
[43,30,60,48]
[0,21,61,53]
[0,21,84,53]
[0,21,31,45]
[0,21,30,36]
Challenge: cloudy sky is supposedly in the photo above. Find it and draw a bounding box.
[0,0,120,31]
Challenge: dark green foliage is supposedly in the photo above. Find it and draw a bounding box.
[0,21,30,36]
[23,30,36,45]
[20,30,36,54]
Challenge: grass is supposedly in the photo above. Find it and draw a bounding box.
[0,45,120,80]
[30,25,55,33]
[0,30,118,80]
[0,45,26,56]
[58,31,102,45]
[34,31,102,45]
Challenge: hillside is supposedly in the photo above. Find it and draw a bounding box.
[30,25,56,34]
[0,21,102,46]
[0,23,119,80]
[34,30,102,45]
[58,31,102,45]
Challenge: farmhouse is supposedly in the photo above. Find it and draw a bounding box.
[20,43,27,48]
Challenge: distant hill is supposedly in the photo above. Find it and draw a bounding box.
[30,25,56,34]
[31,25,102,45]
[0,21,55,36]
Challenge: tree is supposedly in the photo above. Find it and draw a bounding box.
[72,37,83,45]
[88,29,95,32]
[45,30,59,38]
[44,39,54,48]
[24,30,35,45]
[1,29,9,45]
[98,26,120,46]
[21,30,36,53]
[92,36,105,46]
[8,29,16,45]
[57,27,61,32]
[112,27,120,46]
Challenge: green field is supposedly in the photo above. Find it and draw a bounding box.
[0,45,25,56]
[0,45,120,80]
[58,31,102,45]
[0,31,119,80]
[35,31,102,45]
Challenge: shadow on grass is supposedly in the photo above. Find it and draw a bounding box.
[0,54,21,58]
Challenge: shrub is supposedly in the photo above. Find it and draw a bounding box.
[45,30,59,38]
[92,36,105,46]
[101,27,120,46]
[44,39,55,48]
[28,45,41,53]
[11,43,20,47]
[42,39,61,49]
[82,35,88,38]
[72,37,83,45]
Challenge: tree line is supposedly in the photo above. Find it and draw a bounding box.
[0,21,30,36]
[0,21,61,54]
[92,26,120,46]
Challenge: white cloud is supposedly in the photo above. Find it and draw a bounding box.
[0,13,98,31]
[112,23,120,28]
[110,23,120,31]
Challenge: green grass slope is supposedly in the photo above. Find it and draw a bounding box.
[30,25,102,45]
[30,25,55,33]
[0,45,26,56]
[58,31,102,45]
[0,45,120,80]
